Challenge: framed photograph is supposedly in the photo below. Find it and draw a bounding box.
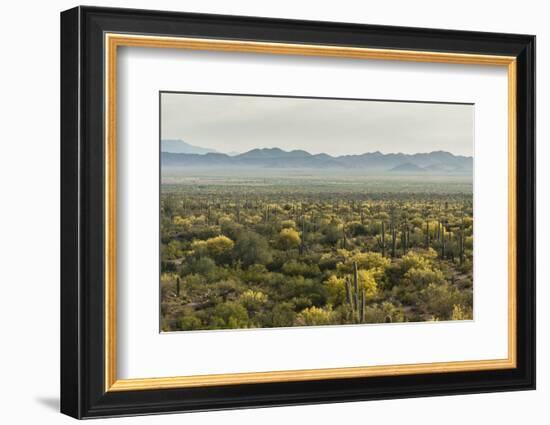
[60,6,535,419]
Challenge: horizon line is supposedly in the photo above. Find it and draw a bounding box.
[160,140,473,159]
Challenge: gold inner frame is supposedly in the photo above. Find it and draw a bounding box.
[104,33,517,392]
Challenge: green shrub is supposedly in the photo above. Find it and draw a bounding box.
[419,283,467,320]
[233,231,273,266]
[278,228,301,250]
[281,260,321,278]
[271,302,296,327]
[209,302,250,329]
[363,302,404,323]
[180,315,203,331]
[295,306,335,326]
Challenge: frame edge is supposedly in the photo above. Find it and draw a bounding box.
[60,6,83,420]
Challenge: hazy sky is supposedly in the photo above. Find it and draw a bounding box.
[161,92,473,157]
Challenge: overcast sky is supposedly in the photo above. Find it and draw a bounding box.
[161,92,473,157]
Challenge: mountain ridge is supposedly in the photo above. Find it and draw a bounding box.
[161,145,472,175]
[161,139,218,155]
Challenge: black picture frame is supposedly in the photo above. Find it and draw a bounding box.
[61,5,535,419]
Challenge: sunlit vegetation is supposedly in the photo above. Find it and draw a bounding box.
[160,177,473,331]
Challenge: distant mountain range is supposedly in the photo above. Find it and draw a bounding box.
[161,139,219,155]
[162,139,241,156]
[161,141,472,175]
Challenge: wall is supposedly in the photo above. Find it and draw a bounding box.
[0,1,545,423]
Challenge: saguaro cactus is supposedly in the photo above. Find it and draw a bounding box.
[377,221,387,257]
[459,227,465,265]
[300,215,307,255]
[425,220,430,249]
[353,262,359,320]
[344,262,366,324]
[441,224,446,258]
[405,224,410,252]
[382,222,386,256]
[342,224,348,250]
[401,223,409,255]
[459,215,465,265]
[391,223,397,258]
[176,276,181,297]
[208,204,213,225]
[361,290,366,323]
[345,276,353,310]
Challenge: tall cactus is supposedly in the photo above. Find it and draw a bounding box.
[391,223,397,258]
[425,220,430,249]
[344,262,366,324]
[300,215,307,255]
[404,223,410,252]
[459,216,465,265]
[361,288,366,323]
[459,228,465,265]
[176,276,181,297]
[206,204,211,225]
[401,224,409,255]
[377,221,387,257]
[342,224,347,250]
[441,223,446,258]
[353,261,359,321]
[382,222,386,256]
[345,276,353,311]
